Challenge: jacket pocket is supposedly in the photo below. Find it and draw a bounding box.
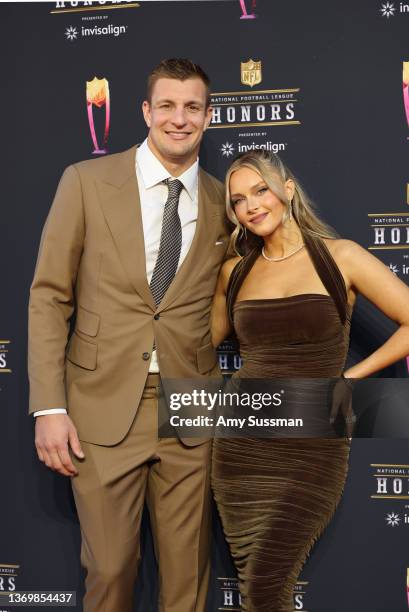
[67,334,97,370]
[196,342,217,374]
[76,305,100,337]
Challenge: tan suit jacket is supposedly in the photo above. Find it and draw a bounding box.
[28,145,228,446]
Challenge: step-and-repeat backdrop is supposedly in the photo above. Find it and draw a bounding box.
[1,1,409,610]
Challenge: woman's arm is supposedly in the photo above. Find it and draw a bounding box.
[335,240,409,378]
[211,257,241,348]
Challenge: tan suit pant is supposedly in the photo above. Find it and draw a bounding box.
[71,374,212,612]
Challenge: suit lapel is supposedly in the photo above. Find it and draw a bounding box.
[97,146,156,311]
[97,149,222,313]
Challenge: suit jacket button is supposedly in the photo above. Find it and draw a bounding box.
[154,314,160,320]
[142,352,150,361]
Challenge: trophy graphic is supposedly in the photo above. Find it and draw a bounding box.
[239,0,257,19]
[403,62,409,139]
[407,568,409,607]
[86,76,110,155]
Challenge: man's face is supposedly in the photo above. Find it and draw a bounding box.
[142,77,212,165]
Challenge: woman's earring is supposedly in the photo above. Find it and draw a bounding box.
[288,200,293,222]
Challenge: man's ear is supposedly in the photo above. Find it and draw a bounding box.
[203,105,213,131]
[142,100,152,128]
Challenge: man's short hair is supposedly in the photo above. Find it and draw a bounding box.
[147,58,211,107]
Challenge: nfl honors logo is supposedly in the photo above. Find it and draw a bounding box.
[210,58,299,129]
[0,564,18,593]
[370,464,409,501]
[0,341,11,374]
[241,59,262,87]
[217,577,307,610]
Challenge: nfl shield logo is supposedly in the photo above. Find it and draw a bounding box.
[241,59,262,87]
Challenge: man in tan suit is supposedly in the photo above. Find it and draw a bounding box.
[29,59,228,612]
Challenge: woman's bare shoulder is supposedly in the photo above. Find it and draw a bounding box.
[322,238,364,260]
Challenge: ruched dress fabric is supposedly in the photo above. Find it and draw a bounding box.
[212,240,352,612]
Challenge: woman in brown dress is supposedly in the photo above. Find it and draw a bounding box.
[211,150,409,612]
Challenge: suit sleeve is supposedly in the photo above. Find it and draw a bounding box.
[28,165,85,414]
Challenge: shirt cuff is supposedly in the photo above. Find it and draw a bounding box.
[33,409,68,417]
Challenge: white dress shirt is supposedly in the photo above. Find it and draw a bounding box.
[34,139,199,417]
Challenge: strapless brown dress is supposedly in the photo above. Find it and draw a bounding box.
[212,241,352,612]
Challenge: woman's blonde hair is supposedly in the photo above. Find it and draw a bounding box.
[225,150,337,255]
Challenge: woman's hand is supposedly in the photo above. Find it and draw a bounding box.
[329,375,356,439]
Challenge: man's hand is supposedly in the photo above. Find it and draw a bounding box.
[35,414,84,477]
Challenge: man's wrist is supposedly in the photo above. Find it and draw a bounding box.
[33,408,68,417]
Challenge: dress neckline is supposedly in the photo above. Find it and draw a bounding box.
[227,238,349,325]
[234,293,332,307]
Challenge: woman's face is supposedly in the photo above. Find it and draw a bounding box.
[229,167,291,238]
